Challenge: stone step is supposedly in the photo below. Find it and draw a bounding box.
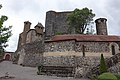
[41,66,74,77]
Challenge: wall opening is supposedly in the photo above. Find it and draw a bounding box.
[5,54,11,60]
[111,45,115,55]
[82,45,85,57]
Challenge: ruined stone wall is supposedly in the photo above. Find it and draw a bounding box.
[45,11,72,39]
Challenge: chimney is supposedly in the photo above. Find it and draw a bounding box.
[23,21,31,32]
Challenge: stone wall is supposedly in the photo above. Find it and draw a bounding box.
[45,40,110,53]
[85,53,120,78]
[108,62,120,73]
[43,56,100,67]
[75,42,110,52]
[26,30,42,44]
[16,39,119,67]
[45,11,72,38]
[16,41,44,67]
[45,40,75,52]
[43,55,101,77]
[117,42,120,49]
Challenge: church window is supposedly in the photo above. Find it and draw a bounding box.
[111,45,115,55]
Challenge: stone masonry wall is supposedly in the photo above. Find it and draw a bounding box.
[54,12,71,34]
[43,55,101,77]
[117,42,120,49]
[45,40,110,53]
[43,56,100,67]
[85,53,120,78]
[45,11,72,38]
[75,42,110,52]
[19,41,44,67]
[45,40,75,52]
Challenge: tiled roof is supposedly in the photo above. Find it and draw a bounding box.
[49,34,120,42]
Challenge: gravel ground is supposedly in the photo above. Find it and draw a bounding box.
[0,61,90,80]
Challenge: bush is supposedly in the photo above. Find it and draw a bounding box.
[114,74,120,80]
[98,72,117,80]
[55,32,63,35]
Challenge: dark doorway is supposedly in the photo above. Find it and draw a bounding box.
[111,45,115,55]
[5,54,11,60]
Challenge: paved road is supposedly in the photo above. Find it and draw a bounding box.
[0,61,89,80]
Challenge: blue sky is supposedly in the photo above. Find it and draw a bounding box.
[0,0,120,52]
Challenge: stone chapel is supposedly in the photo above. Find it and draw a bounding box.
[14,10,120,70]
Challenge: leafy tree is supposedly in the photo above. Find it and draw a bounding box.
[67,7,95,34]
[99,54,107,74]
[0,5,12,56]
[86,26,95,35]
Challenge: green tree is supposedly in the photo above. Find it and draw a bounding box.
[99,54,107,74]
[0,5,12,56]
[67,7,95,34]
[86,26,95,35]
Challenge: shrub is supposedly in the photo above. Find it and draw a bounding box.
[114,74,120,80]
[55,32,63,35]
[100,54,107,74]
[98,72,117,80]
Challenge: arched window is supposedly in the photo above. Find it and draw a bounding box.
[111,45,115,55]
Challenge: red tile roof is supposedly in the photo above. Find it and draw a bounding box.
[48,34,120,42]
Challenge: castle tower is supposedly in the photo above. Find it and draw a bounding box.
[45,10,72,39]
[35,23,44,34]
[95,18,108,35]
[23,21,31,32]
[21,21,31,45]
[45,11,56,39]
[17,21,31,49]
